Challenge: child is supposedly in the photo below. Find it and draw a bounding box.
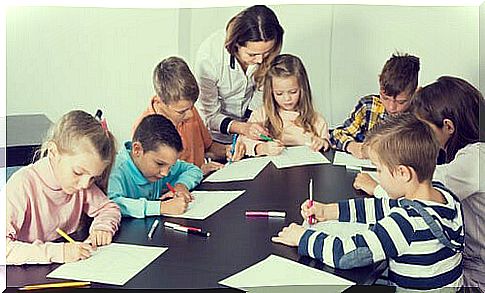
[354,76,484,290]
[109,114,203,218]
[330,53,420,158]
[239,54,329,156]
[6,110,121,265]
[132,57,244,175]
[272,113,464,291]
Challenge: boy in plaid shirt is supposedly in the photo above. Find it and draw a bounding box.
[330,53,420,158]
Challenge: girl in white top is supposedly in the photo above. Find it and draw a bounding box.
[353,76,485,291]
[239,54,330,156]
[194,5,284,144]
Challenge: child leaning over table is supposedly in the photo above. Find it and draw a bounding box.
[272,113,464,291]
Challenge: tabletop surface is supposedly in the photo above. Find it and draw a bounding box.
[6,151,385,290]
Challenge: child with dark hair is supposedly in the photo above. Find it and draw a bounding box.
[330,52,420,159]
[109,114,203,218]
[354,76,485,290]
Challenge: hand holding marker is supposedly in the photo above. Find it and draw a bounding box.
[308,178,316,225]
[229,134,238,164]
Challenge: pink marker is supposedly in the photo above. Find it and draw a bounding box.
[308,178,316,225]
[245,211,286,218]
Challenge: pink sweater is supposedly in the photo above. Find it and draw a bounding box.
[240,107,330,156]
[6,157,121,265]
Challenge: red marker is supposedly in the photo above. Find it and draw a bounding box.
[173,226,211,237]
[164,221,202,232]
[308,178,316,225]
[166,182,177,194]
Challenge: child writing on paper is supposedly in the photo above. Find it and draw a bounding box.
[109,114,203,218]
[239,54,330,157]
[132,57,245,174]
[272,113,464,291]
[330,53,420,159]
[6,110,121,265]
[353,76,485,290]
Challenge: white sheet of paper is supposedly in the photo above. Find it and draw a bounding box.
[270,146,330,169]
[204,157,271,182]
[302,220,370,238]
[47,243,167,286]
[167,190,245,220]
[219,254,354,290]
[332,151,375,169]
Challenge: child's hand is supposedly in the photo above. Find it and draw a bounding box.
[63,242,94,263]
[160,196,188,215]
[347,142,365,159]
[300,200,338,222]
[256,141,284,156]
[309,137,329,152]
[173,183,193,203]
[226,140,246,162]
[271,223,306,247]
[243,122,269,140]
[86,230,113,248]
[201,161,224,175]
[353,173,378,195]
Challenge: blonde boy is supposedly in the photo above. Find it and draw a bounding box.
[132,57,243,175]
[273,113,464,291]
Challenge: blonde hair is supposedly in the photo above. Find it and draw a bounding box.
[153,56,199,104]
[363,113,439,182]
[225,5,284,88]
[263,54,319,140]
[35,110,117,192]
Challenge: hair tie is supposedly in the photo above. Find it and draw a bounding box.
[94,109,109,135]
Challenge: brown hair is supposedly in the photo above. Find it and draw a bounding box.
[225,5,284,88]
[36,110,117,192]
[263,54,319,139]
[379,52,420,97]
[153,56,199,104]
[409,76,485,163]
[364,113,439,182]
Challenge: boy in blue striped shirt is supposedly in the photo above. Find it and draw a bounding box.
[272,113,464,291]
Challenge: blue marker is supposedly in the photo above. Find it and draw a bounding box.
[229,134,238,164]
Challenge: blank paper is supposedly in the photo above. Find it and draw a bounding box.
[47,243,167,286]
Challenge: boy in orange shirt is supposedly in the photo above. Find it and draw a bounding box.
[133,57,245,174]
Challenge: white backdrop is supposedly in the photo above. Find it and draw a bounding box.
[6,4,480,143]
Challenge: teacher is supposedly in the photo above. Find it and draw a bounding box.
[194,5,284,144]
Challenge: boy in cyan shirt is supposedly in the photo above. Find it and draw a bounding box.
[108,114,203,218]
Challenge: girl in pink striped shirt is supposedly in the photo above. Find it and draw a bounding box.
[6,110,121,265]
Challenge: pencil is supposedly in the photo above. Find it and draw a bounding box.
[19,281,91,290]
[55,228,76,243]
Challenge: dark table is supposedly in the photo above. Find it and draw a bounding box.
[5,114,53,167]
[6,151,385,290]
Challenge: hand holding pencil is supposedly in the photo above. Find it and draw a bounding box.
[56,228,94,263]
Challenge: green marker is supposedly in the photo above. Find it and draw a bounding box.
[259,134,274,142]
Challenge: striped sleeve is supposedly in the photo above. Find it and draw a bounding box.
[298,209,413,269]
[338,198,399,224]
[330,100,367,151]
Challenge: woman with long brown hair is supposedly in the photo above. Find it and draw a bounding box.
[194,5,284,146]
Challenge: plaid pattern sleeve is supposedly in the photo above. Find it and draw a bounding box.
[330,95,386,151]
